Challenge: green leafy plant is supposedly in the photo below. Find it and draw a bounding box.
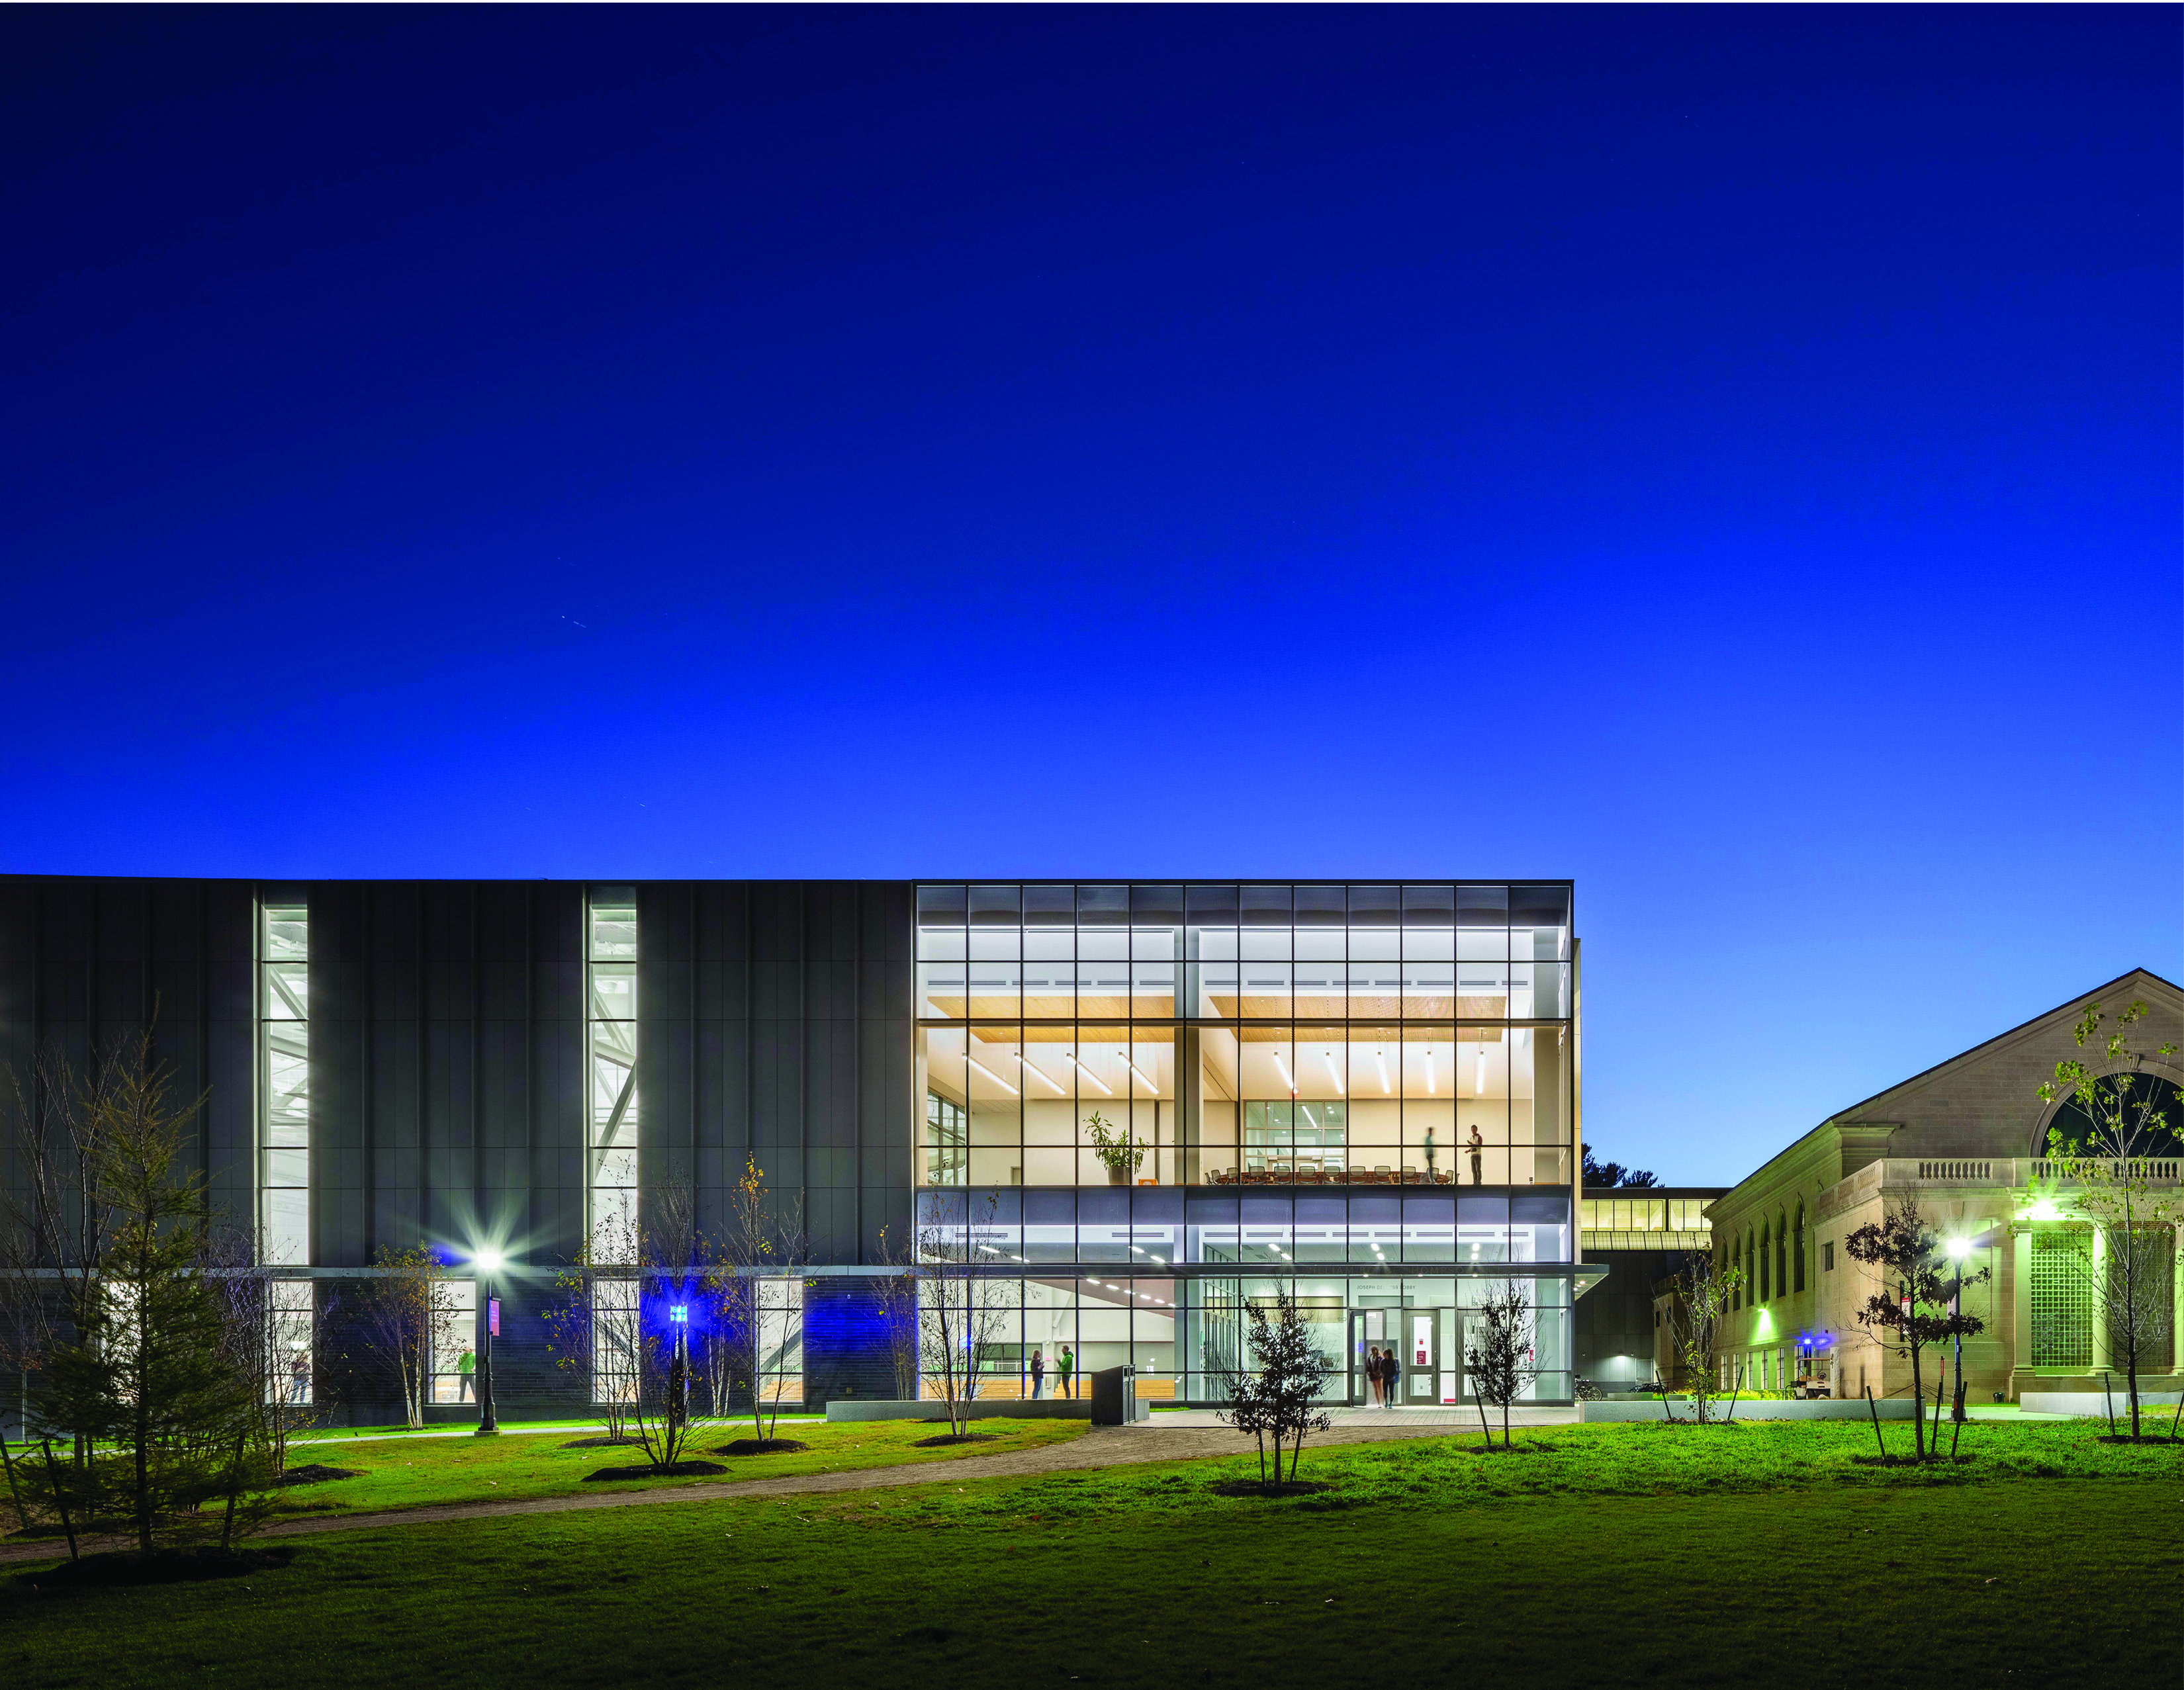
[1084,1112,1145,1177]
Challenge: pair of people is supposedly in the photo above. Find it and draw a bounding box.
[1363,1345,1403,1406]
[1026,1345,1075,1399]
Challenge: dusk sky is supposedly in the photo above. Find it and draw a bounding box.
[4,7,2177,1185]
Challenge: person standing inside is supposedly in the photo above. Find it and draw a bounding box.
[1467,1124,1484,1186]
[1029,1348,1046,1400]
[457,1347,477,1401]
[1057,1343,1075,1400]
[1423,1128,1438,1184]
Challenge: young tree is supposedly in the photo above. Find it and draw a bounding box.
[711,1159,811,1443]
[5,1029,269,1554]
[1232,1287,1334,1484]
[357,1244,463,1429]
[912,1190,1017,1440]
[1843,1192,1987,1461]
[541,1206,642,1443]
[2038,999,2183,1440]
[870,1223,921,1402]
[601,1175,735,1470]
[1661,1251,1744,1425]
[206,1237,336,1478]
[1464,1280,1540,1448]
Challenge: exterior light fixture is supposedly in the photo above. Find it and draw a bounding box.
[474,1249,504,1274]
[670,1304,688,1325]
[967,1056,1018,1096]
[1946,1237,1971,1260]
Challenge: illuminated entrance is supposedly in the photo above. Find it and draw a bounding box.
[1349,1306,1465,1404]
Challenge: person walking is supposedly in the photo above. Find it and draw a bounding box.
[1057,1344,1075,1400]
[1467,1124,1484,1186]
[1367,1346,1386,1407]
[1029,1348,1046,1400]
[1423,1128,1439,1183]
[1384,1345,1403,1407]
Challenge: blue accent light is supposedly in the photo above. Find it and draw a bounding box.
[670,1304,688,1325]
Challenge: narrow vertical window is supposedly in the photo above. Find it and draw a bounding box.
[588,889,639,1258]
[1793,1204,1807,1292]
[270,1280,315,1406]
[259,901,310,1265]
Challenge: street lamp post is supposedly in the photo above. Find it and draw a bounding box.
[475,1249,504,1435]
[1945,1237,1971,1425]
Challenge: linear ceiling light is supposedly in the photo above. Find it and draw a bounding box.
[1273,1051,1295,1094]
[1016,1055,1066,1094]
[1474,1048,1486,1095]
[1324,1052,1345,1095]
[966,1056,1017,1095]
[1426,1050,1437,1094]
[1376,1049,1391,1094]
[1126,1054,1160,1094]
[1065,1051,1113,1095]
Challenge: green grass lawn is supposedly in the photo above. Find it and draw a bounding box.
[4,1421,2178,1688]
[242,1415,1089,1517]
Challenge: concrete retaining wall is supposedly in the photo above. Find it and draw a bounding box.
[824,1398,1150,1423]
[1584,1398,1921,1422]
[2021,1390,2184,1418]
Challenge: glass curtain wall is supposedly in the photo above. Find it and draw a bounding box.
[915,883,1572,1193]
[269,1280,315,1406]
[588,889,639,1258]
[259,901,310,1266]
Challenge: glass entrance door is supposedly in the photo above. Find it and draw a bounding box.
[1404,1309,1460,1404]
[1349,1308,1390,1406]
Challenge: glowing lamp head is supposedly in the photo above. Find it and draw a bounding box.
[670,1304,688,1325]
[474,1249,504,1274]
[1946,1237,1972,1261]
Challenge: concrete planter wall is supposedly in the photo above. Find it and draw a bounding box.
[1583,1398,1921,1422]
[2021,1390,2184,1417]
[824,1397,1150,1423]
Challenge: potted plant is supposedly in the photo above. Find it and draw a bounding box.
[1085,1112,1146,1186]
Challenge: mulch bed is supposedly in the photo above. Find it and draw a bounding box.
[581,1460,729,1482]
[561,1436,645,1449]
[1208,1480,1334,1497]
[271,1464,362,1488]
[15,1546,295,1590]
[911,1433,1005,1448]
[715,1439,810,1456]
[1464,1441,1559,1455]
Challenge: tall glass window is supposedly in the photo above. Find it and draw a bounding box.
[259,901,310,1266]
[588,889,639,1258]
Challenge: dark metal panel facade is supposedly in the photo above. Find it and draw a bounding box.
[1,875,915,1418]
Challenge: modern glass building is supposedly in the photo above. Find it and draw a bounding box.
[0,877,1587,1417]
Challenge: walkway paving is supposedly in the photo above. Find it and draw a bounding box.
[0,1409,1546,1566]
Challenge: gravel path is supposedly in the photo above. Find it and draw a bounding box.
[0,1413,1567,1564]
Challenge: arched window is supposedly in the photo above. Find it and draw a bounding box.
[1774,1213,1787,1300]
[1759,1222,1770,1302]
[1793,1204,1806,1293]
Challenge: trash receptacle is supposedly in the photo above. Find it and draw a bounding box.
[1089,1364,1129,1426]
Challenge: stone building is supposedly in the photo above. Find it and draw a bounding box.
[1691,969,2183,1403]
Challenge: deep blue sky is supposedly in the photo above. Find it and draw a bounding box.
[4,7,2177,1183]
